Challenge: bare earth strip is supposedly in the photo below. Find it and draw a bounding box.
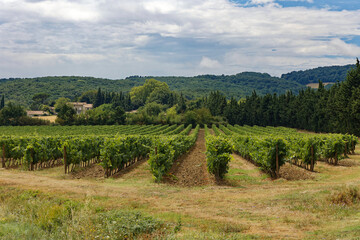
[164,129,214,186]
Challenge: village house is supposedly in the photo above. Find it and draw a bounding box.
[69,102,93,114]
[26,110,49,117]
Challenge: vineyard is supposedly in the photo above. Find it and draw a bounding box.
[207,124,358,178]
[1,124,357,180]
[0,124,197,179]
[1,124,360,239]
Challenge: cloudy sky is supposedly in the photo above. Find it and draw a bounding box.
[0,0,360,79]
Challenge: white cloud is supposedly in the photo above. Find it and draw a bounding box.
[248,0,274,5]
[199,57,222,69]
[0,0,359,79]
[143,1,178,14]
[0,0,100,22]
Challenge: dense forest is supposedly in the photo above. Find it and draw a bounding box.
[281,64,355,85]
[0,72,303,106]
[221,60,360,136]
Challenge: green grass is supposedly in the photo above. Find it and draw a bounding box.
[0,187,166,240]
[309,224,360,240]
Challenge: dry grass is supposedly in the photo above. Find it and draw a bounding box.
[34,115,57,123]
[1,142,360,239]
[306,82,334,89]
[330,186,360,206]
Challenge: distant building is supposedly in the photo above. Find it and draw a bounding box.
[26,111,49,117]
[69,102,93,114]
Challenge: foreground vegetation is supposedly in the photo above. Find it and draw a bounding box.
[0,187,166,239]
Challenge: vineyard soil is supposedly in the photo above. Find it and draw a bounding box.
[164,129,213,186]
[1,133,360,239]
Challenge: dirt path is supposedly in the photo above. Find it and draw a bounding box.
[164,129,214,186]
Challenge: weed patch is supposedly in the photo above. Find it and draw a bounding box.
[330,185,360,206]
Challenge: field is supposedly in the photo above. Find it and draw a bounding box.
[306,82,334,89]
[1,125,360,239]
[33,115,57,123]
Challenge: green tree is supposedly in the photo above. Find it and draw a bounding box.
[30,93,50,110]
[224,97,240,125]
[130,79,170,107]
[54,97,71,112]
[207,91,227,116]
[335,59,360,134]
[56,104,76,125]
[78,90,97,103]
[146,87,172,105]
[184,110,197,126]
[143,102,164,116]
[81,104,126,125]
[113,106,126,125]
[0,95,4,109]
[93,88,104,108]
[194,108,212,126]
[32,93,50,104]
[0,102,26,125]
[176,93,187,113]
[164,106,182,124]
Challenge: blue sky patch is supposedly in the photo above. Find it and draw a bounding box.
[231,0,360,10]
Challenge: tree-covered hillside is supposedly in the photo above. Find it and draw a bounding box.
[0,76,142,107]
[0,72,303,106]
[281,64,355,85]
[125,72,303,99]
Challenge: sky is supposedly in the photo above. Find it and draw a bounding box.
[0,0,360,79]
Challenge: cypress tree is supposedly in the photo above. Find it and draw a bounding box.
[0,95,4,109]
[94,88,103,108]
[176,93,187,113]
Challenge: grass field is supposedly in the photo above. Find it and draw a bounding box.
[306,82,334,89]
[1,131,360,239]
[34,115,57,123]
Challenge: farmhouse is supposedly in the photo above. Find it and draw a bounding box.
[69,102,93,114]
[26,110,49,117]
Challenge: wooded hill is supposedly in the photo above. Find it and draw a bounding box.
[281,64,355,85]
[0,64,356,106]
[0,73,302,106]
